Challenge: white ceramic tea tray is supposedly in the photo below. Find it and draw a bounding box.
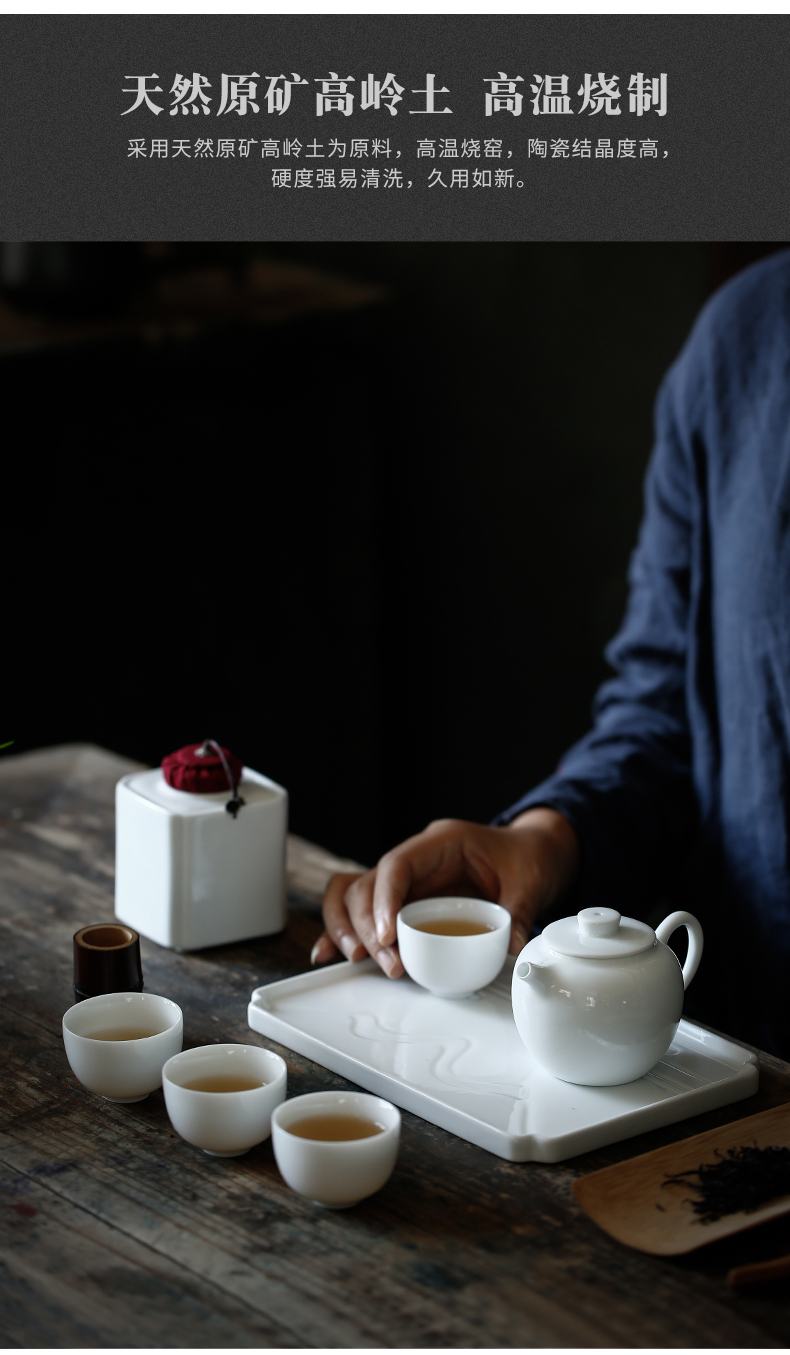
[247,957,759,1162]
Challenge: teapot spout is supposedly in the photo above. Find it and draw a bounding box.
[515,959,553,995]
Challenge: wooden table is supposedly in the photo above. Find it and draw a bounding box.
[0,255,385,355]
[4,745,790,1348]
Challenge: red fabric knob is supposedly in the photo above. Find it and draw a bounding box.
[161,743,243,794]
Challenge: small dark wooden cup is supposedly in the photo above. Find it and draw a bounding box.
[73,924,144,1002]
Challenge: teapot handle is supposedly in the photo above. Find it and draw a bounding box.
[655,911,704,990]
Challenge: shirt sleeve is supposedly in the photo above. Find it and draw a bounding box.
[494,356,700,912]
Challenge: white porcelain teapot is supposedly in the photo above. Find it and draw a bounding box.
[511,907,703,1086]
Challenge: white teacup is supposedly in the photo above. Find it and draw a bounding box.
[62,992,183,1102]
[272,1091,400,1208]
[163,1044,287,1156]
[396,896,511,998]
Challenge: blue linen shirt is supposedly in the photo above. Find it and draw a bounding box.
[497,250,790,1057]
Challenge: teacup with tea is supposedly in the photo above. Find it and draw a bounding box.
[62,991,183,1102]
[396,896,511,998]
[272,1090,400,1207]
[162,1044,287,1156]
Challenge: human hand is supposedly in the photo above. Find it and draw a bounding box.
[311,808,579,978]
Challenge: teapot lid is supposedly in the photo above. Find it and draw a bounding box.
[541,907,655,958]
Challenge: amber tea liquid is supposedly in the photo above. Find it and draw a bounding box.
[287,1114,384,1141]
[86,1027,162,1041]
[182,1075,265,1093]
[413,920,494,936]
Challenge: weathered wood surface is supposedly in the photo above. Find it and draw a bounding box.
[3,744,790,1348]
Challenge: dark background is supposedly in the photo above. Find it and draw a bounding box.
[3,16,790,240]
[2,241,781,864]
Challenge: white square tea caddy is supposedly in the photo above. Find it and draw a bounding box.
[115,767,287,951]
